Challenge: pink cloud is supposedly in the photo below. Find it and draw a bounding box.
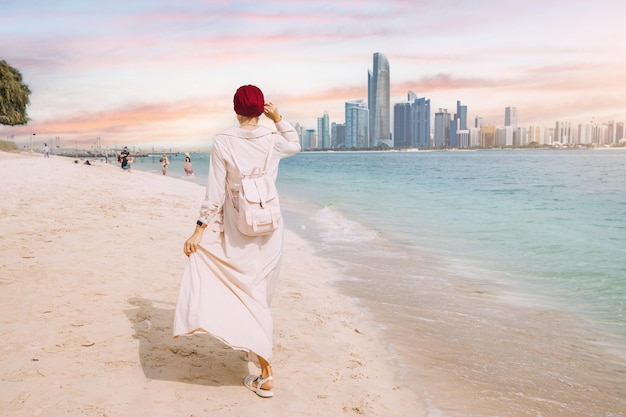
[20,98,214,141]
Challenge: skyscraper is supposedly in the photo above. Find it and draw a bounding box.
[412,96,430,148]
[317,111,330,149]
[505,106,518,128]
[368,52,391,148]
[616,122,624,141]
[345,99,369,149]
[456,100,468,130]
[331,122,345,149]
[449,101,468,148]
[393,102,412,148]
[434,109,451,148]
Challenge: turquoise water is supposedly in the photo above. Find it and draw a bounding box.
[280,149,626,334]
[134,148,626,415]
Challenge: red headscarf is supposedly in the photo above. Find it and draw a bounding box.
[233,85,265,117]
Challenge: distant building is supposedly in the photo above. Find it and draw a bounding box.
[449,101,468,148]
[505,106,518,128]
[317,112,330,149]
[616,122,624,141]
[457,100,468,130]
[393,92,431,149]
[554,121,572,145]
[481,125,496,147]
[497,126,514,146]
[450,118,460,148]
[331,122,345,149]
[412,96,431,148]
[345,99,369,149]
[527,125,541,145]
[457,130,470,147]
[434,108,451,148]
[301,129,316,150]
[293,123,304,149]
[393,102,412,148]
[607,120,616,144]
[368,52,391,147]
[469,128,481,147]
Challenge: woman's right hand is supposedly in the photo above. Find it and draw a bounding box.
[183,228,204,256]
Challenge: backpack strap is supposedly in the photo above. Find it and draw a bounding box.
[227,138,275,208]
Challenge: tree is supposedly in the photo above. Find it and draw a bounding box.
[0,60,31,126]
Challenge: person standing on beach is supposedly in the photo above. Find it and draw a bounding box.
[43,143,50,158]
[173,85,301,398]
[183,152,193,177]
[160,153,169,175]
[120,146,131,172]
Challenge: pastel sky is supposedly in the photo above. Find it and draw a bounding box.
[2,0,626,150]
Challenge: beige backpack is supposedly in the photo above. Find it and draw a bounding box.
[227,140,281,236]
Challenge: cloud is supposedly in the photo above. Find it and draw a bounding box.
[20,98,214,142]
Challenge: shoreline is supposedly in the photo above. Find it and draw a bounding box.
[0,152,423,416]
[278,170,626,416]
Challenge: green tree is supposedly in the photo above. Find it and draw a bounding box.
[0,60,31,126]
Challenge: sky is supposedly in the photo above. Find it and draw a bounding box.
[2,0,626,150]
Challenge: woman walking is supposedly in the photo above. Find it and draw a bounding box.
[160,153,169,175]
[183,152,194,177]
[173,85,301,398]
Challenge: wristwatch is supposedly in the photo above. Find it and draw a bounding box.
[196,220,208,229]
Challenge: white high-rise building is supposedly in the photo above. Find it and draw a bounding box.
[368,52,391,148]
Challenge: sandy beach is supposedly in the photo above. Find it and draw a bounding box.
[0,152,424,416]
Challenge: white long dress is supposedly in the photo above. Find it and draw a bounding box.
[173,119,300,362]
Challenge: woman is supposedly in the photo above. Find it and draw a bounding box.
[183,152,194,176]
[173,85,301,398]
[161,153,169,175]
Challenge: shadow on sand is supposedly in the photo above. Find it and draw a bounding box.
[124,297,249,387]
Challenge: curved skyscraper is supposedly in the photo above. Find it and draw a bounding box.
[368,52,391,148]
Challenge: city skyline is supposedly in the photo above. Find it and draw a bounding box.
[309,54,624,150]
[2,1,626,149]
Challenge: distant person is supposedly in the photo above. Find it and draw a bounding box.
[120,146,131,172]
[104,151,109,163]
[184,152,194,177]
[173,85,301,399]
[160,153,170,175]
[43,143,50,158]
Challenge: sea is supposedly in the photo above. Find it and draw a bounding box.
[132,148,626,416]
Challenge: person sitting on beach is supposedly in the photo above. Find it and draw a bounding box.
[173,85,301,399]
[160,153,169,176]
[184,152,193,177]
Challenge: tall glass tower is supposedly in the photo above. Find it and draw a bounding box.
[456,100,468,130]
[368,52,391,148]
[345,99,369,149]
[412,97,431,148]
[505,106,518,128]
[317,111,330,149]
[434,108,451,148]
[393,102,412,148]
